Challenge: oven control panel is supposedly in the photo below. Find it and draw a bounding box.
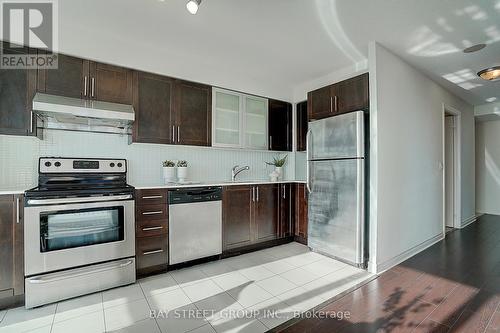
[39,158,127,173]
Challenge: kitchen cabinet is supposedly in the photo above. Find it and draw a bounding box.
[0,195,24,302]
[295,184,308,245]
[212,88,268,150]
[135,189,168,275]
[223,184,282,251]
[174,80,211,146]
[279,183,294,238]
[307,73,369,121]
[296,101,308,152]
[268,99,292,151]
[0,42,37,136]
[38,54,133,104]
[132,72,175,144]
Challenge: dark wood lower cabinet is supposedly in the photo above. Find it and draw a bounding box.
[295,184,308,245]
[0,194,24,309]
[254,184,280,243]
[135,189,168,276]
[222,186,253,250]
[279,183,294,238]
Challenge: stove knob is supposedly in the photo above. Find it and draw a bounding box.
[117,162,123,168]
[44,161,51,167]
[110,163,115,167]
[54,161,61,167]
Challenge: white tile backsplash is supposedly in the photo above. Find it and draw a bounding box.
[0,131,296,190]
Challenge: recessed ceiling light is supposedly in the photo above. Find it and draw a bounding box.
[463,43,486,53]
[478,66,500,81]
[186,0,201,14]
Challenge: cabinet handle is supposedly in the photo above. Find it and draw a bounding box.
[142,226,163,231]
[334,95,338,112]
[330,96,333,113]
[177,126,180,143]
[269,136,272,150]
[91,77,95,98]
[282,185,286,199]
[83,76,88,97]
[142,211,163,215]
[143,249,164,255]
[30,111,33,133]
[172,126,175,143]
[141,195,163,199]
[252,187,255,202]
[16,197,20,224]
[256,186,259,202]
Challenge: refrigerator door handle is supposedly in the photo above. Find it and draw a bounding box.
[306,129,312,193]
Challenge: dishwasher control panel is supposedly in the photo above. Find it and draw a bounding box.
[168,187,222,204]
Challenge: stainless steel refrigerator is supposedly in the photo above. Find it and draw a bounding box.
[306,110,366,267]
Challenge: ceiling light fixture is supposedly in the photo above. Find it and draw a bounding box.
[463,43,486,53]
[478,66,500,81]
[186,0,201,14]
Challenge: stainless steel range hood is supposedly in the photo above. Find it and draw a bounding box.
[33,93,135,135]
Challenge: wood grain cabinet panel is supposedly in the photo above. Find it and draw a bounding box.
[223,186,253,250]
[295,184,308,245]
[268,99,292,151]
[174,80,211,146]
[90,62,133,104]
[254,184,279,243]
[136,235,168,271]
[308,85,333,120]
[279,183,294,238]
[296,101,308,152]
[337,73,369,114]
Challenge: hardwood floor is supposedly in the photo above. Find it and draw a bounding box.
[277,214,500,333]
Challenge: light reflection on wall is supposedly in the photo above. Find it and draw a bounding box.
[442,69,483,90]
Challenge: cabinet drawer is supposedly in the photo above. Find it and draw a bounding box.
[136,235,168,270]
[135,189,168,205]
[136,203,167,221]
[136,219,168,238]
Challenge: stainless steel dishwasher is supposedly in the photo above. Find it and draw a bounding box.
[168,187,222,265]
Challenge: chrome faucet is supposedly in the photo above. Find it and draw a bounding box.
[231,165,250,181]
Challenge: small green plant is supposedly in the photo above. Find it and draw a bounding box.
[177,160,188,167]
[266,154,287,167]
[162,160,175,167]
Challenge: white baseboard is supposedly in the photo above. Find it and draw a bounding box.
[460,214,481,228]
[374,233,444,273]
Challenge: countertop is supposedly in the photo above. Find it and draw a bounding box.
[133,179,306,190]
[0,189,27,195]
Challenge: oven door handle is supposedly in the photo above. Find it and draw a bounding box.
[27,194,133,205]
[27,259,134,284]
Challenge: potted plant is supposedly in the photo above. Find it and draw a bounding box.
[177,160,188,182]
[266,154,287,180]
[162,160,176,183]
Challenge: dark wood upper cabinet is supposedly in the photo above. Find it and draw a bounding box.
[132,71,174,144]
[174,80,211,146]
[223,186,253,250]
[37,54,88,99]
[295,184,308,245]
[279,183,294,238]
[0,195,24,300]
[296,101,308,152]
[90,62,133,104]
[308,73,369,121]
[254,184,279,243]
[268,99,292,151]
[0,43,37,136]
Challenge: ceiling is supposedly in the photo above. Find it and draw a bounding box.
[58,0,500,105]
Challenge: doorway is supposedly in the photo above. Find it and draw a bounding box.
[443,106,461,234]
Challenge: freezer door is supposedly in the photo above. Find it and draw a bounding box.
[307,159,365,265]
[308,111,364,160]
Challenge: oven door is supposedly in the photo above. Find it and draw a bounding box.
[24,199,135,276]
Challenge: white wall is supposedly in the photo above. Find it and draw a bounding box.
[475,120,500,215]
[368,42,475,273]
[0,131,294,191]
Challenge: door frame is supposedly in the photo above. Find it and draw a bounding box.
[442,104,462,232]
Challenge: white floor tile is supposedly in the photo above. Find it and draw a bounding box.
[211,316,268,333]
[155,303,207,333]
[276,286,325,313]
[54,292,103,323]
[246,298,297,329]
[198,262,234,278]
[23,325,51,333]
[194,293,244,323]
[226,283,274,308]
[282,251,325,267]
[181,279,224,303]
[102,284,145,308]
[301,258,348,276]
[221,257,257,271]
[139,273,180,297]
[170,267,210,287]
[211,271,250,291]
[51,310,105,333]
[256,275,298,296]
[104,298,151,331]
[0,310,5,323]
[109,318,160,333]
[147,288,192,312]
[0,304,56,333]
[238,265,275,281]
[279,267,322,286]
[188,324,217,333]
[260,259,296,274]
